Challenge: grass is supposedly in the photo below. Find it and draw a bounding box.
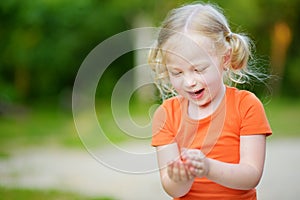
[0,104,79,153]
[0,97,299,153]
[264,97,300,138]
[0,187,115,200]
[0,99,156,154]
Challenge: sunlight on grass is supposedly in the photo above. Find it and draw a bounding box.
[0,105,77,152]
[0,187,115,200]
[0,98,157,153]
[0,97,298,154]
[264,98,300,138]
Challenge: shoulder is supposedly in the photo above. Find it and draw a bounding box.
[152,96,185,143]
[226,86,262,106]
[227,86,268,117]
[226,87,272,136]
[161,96,185,107]
[152,96,185,124]
[225,86,267,121]
[155,96,185,115]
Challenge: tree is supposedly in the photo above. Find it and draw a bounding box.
[0,0,155,105]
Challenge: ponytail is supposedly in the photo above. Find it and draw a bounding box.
[229,33,252,70]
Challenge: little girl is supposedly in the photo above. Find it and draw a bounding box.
[148,2,272,200]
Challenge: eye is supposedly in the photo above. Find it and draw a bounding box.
[194,65,208,73]
[170,71,182,76]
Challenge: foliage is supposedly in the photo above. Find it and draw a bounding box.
[0,186,115,200]
[0,100,154,153]
[0,0,300,108]
[0,0,154,104]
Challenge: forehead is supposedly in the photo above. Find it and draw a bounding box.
[162,33,216,66]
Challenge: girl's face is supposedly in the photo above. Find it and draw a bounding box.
[165,33,226,109]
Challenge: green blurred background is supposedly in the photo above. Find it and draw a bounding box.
[0,0,299,199]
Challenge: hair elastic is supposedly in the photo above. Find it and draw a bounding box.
[225,32,233,42]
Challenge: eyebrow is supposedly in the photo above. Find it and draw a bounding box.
[167,61,210,69]
[166,64,180,69]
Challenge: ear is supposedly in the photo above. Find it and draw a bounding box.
[222,48,232,67]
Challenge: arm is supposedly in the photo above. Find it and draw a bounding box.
[207,135,266,190]
[156,143,195,198]
[185,135,266,190]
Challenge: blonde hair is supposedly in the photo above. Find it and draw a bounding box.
[148,2,260,100]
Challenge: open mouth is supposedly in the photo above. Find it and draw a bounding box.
[194,89,204,95]
[189,88,204,99]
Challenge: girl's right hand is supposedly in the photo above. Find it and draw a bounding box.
[181,149,209,178]
[167,159,195,182]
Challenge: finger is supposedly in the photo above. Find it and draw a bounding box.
[181,150,194,163]
[179,162,188,181]
[194,168,204,176]
[197,150,205,159]
[191,160,203,169]
[187,150,205,161]
[180,148,188,154]
[191,151,204,161]
[186,167,195,180]
[172,161,180,182]
[167,161,174,179]
[180,150,188,161]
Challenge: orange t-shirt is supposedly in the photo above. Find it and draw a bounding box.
[152,86,272,200]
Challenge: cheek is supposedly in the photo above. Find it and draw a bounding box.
[203,68,223,85]
[169,77,182,90]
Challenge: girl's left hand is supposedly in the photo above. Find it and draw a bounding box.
[181,149,209,178]
[167,159,194,182]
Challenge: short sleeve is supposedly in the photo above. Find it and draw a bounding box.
[239,92,272,136]
[151,105,177,146]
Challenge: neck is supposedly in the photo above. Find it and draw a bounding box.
[188,84,226,120]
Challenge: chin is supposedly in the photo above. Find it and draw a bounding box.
[189,98,210,107]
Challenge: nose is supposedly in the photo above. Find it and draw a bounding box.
[184,73,197,88]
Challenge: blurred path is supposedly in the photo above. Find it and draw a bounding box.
[0,139,300,200]
[0,142,169,200]
[257,139,300,200]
